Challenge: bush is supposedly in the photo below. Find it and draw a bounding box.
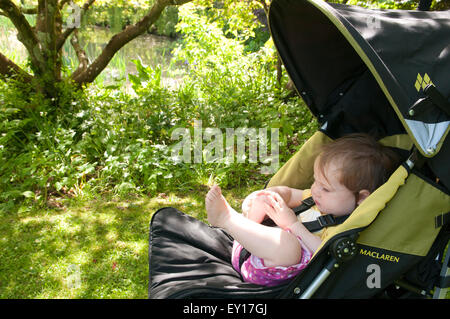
[0,3,318,212]
[82,1,179,37]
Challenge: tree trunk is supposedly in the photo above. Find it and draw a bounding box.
[0,0,193,97]
[0,0,44,74]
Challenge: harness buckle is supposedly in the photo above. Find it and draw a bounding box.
[317,214,337,227]
[302,196,315,207]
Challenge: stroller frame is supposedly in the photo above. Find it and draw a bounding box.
[296,155,450,299]
[148,0,450,299]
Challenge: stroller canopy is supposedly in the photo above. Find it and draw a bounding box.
[269,0,450,161]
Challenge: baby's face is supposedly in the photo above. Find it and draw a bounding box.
[311,160,357,216]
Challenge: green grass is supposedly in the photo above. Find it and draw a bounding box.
[0,185,262,298]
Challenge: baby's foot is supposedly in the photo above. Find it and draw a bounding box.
[205,185,235,228]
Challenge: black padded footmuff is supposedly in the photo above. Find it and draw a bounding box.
[148,207,286,299]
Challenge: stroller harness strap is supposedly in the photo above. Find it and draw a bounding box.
[238,197,348,269]
[294,196,349,232]
[435,211,450,229]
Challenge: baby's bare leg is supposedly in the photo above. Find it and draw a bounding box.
[206,186,302,267]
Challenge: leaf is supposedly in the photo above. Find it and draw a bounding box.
[4,108,20,114]
[55,182,63,192]
[131,59,150,81]
[22,191,35,199]
[163,173,173,179]
[128,74,141,88]
[18,205,30,214]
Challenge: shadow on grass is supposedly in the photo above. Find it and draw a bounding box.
[0,191,202,298]
[0,185,257,298]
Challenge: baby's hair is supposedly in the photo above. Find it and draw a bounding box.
[316,133,401,194]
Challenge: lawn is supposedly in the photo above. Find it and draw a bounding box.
[0,185,261,298]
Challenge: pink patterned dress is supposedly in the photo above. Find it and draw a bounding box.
[231,233,313,287]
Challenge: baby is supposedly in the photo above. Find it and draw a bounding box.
[205,133,400,286]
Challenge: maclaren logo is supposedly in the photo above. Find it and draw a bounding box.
[360,248,400,263]
[415,73,433,92]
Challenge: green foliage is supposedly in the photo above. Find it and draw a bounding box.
[0,1,317,213]
[166,4,316,186]
[173,4,277,128]
[81,0,179,37]
[329,0,449,10]
[5,0,449,299]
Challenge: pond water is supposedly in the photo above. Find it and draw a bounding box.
[0,20,184,91]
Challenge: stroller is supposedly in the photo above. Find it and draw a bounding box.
[148,0,450,299]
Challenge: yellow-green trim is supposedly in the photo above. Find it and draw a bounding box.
[379,134,413,150]
[356,173,450,256]
[267,131,332,189]
[315,165,409,255]
[316,165,450,257]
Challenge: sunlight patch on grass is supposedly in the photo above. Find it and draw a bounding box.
[0,186,262,298]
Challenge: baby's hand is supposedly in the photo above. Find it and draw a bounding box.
[260,191,298,230]
[242,191,257,216]
[242,190,273,223]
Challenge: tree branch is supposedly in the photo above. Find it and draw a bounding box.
[35,0,59,78]
[20,6,38,15]
[36,1,58,37]
[0,0,43,70]
[70,29,88,79]
[72,0,193,85]
[57,27,74,51]
[0,51,32,82]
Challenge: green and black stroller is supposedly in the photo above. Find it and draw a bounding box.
[148,0,450,299]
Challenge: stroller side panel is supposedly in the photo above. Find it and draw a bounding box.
[280,167,450,298]
[357,173,449,257]
[295,243,424,299]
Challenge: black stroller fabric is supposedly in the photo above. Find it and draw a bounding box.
[149,207,287,298]
[149,168,449,299]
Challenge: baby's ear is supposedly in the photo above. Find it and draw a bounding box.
[356,189,371,205]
